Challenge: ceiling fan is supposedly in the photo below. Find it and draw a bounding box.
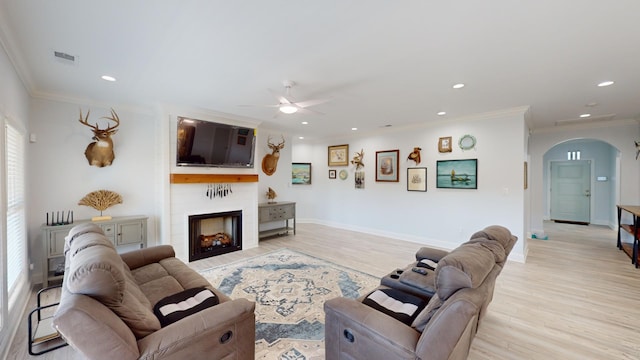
[241,80,330,117]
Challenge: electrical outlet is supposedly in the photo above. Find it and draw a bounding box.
[29,263,34,270]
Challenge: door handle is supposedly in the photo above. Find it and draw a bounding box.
[585,190,591,197]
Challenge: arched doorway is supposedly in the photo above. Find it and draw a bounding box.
[542,139,620,227]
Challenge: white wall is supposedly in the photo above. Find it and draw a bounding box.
[529,121,640,234]
[0,41,32,360]
[285,108,528,261]
[27,99,161,283]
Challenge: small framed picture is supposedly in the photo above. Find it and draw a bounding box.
[407,167,427,192]
[329,169,337,179]
[328,144,349,166]
[376,150,400,182]
[292,163,312,185]
[438,136,452,153]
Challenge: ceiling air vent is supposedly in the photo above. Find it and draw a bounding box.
[52,50,78,66]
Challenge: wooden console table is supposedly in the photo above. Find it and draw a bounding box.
[616,205,640,268]
[258,202,296,239]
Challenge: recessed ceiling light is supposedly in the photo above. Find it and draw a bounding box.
[101,75,116,82]
[452,83,465,89]
[301,121,308,125]
[580,113,591,118]
[298,136,304,140]
[597,81,614,87]
[351,127,358,131]
[437,111,446,116]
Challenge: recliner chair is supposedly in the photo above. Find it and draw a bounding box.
[324,225,517,360]
[53,223,256,360]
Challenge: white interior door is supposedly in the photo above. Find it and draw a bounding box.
[550,160,591,224]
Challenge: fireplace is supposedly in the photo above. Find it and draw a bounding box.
[189,210,242,262]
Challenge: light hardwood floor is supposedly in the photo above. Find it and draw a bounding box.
[7,221,640,359]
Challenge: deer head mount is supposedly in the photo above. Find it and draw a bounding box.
[79,108,120,167]
[261,135,285,176]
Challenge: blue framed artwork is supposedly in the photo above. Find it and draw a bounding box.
[292,163,312,185]
[436,159,477,189]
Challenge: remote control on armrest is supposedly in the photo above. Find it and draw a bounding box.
[412,267,428,275]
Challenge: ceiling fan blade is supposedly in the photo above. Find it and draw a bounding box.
[238,104,280,108]
[294,98,330,108]
[297,107,324,116]
[267,88,293,105]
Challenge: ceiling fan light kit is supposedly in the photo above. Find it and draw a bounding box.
[242,80,328,117]
[279,104,298,114]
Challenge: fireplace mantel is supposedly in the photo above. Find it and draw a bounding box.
[170,173,259,184]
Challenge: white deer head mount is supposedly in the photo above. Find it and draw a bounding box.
[261,135,285,176]
[79,108,120,167]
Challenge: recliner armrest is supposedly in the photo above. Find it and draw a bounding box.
[121,245,176,270]
[415,247,449,262]
[137,298,256,360]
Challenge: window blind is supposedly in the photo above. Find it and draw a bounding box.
[6,123,26,293]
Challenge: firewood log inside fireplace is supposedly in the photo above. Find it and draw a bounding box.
[200,233,232,248]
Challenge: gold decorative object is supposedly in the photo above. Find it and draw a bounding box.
[266,187,277,203]
[78,189,123,221]
[407,147,422,165]
[351,149,364,170]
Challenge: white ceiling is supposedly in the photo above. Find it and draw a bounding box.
[1,1,639,141]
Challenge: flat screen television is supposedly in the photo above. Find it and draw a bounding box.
[176,117,256,168]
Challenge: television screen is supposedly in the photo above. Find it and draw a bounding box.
[176,117,256,168]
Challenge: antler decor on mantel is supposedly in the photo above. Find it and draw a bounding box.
[78,189,123,221]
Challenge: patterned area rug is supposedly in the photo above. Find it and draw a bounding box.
[199,248,379,360]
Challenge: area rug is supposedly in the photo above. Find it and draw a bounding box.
[199,248,379,360]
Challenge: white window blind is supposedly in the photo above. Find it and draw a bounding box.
[6,123,26,293]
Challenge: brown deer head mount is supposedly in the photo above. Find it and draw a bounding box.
[261,135,285,176]
[79,108,120,167]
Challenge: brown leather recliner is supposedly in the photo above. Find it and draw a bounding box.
[53,223,255,360]
[324,225,517,360]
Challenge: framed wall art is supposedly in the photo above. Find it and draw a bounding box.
[407,167,427,192]
[436,159,477,189]
[328,144,349,166]
[355,171,365,189]
[292,163,312,185]
[438,136,452,153]
[329,169,337,179]
[376,150,399,182]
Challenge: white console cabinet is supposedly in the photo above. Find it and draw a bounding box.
[41,215,147,287]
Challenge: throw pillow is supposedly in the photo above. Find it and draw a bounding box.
[153,287,219,327]
[362,288,427,326]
